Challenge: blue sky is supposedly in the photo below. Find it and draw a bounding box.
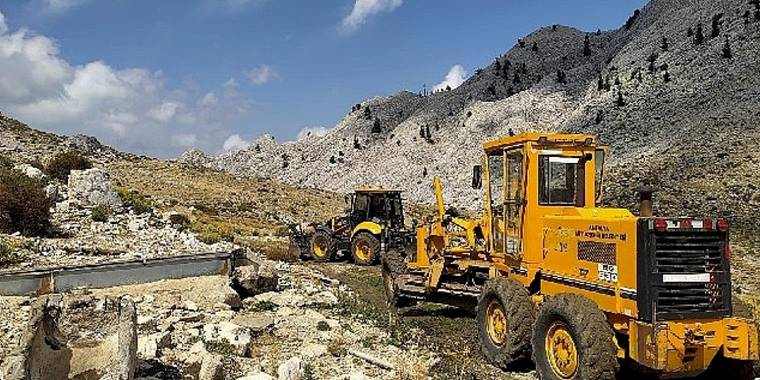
[0,0,646,157]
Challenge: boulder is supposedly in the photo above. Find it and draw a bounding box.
[231,314,274,333]
[21,295,137,380]
[277,356,306,380]
[202,322,253,357]
[237,373,275,380]
[67,168,122,209]
[13,164,44,179]
[231,261,279,298]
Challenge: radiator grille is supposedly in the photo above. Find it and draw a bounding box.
[650,229,730,320]
[577,241,616,265]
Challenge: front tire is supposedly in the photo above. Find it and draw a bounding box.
[351,232,380,266]
[532,294,619,380]
[476,277,536,369]
[310,229,335,262]
[381,248,415,308]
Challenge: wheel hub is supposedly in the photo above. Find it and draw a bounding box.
[546,322,579,379]
[486,300,508,346]
[312,237,328,258]
[355,240,372,261]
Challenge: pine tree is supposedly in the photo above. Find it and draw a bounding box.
[661,36,669,51]
[647,52,659,73]
[583,35,592,56]
[711,13,723,38]
[532,42,539,52]
[595,110,604,124]
[556,70,567,84]
[722,37,732,59]
[371,118,382,133]
[615,91,625,107]
[695,24,705,45]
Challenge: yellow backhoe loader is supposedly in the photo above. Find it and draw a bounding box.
[290,188,409,265]
[382,132,758,379]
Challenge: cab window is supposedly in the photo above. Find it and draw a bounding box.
[538,156,584,206]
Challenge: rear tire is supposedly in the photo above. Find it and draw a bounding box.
[476,277,535,369]
[532,294,619,380]
[700,355,754,380]
[310,229,335,262]
[381,248,415,308]
[351,232,380,266]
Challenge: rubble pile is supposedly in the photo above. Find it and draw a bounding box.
[0,259,437,380]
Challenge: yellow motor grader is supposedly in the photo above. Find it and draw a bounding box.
[382,132,758,379]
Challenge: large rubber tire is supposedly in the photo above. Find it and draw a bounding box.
[351,232,380,266]
[381,248,415,308]
[532,294,619,380]
[476,277,536,369]
[699,355,754,380]
[310,229,335,262]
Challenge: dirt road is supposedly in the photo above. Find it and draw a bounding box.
[311,262,536,380]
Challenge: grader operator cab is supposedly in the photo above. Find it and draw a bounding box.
[382,132,758,379]
[290,188,407,265]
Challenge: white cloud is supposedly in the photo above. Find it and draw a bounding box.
[198,92,218,106]
[41,0,89,12]
[245,64,277,85]
[296,126,331,140]
[222,134,250,152]
[433,64,468,92]
[172,133,198,148]
[149,101,180,123]
[0,11,7,35]
[0,16,252,158]
[342,0,402,33]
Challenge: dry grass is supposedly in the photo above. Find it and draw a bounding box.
[107,158,343,241]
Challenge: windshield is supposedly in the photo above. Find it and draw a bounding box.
[539,155,581,206]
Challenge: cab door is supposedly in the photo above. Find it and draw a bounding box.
[489,147,525,257]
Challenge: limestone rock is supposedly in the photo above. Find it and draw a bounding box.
[277,356,306,380]
[238,373,275,380]
[68,168,122,209]
[231,261,279,297]
[202,322,253,357]
[13,164,44,179]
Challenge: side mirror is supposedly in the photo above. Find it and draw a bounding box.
[471,165,482,189]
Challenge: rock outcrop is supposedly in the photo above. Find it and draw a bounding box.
[190,0,760,234]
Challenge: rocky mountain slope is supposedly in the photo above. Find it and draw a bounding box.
[188,0,760,235]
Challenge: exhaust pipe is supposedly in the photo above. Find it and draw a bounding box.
[637,186,655,217]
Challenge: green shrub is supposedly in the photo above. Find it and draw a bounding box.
[273,225,290,237]
[169,213,191,231]
[253,300,277,312]
[116,188,153,214]
[0,168,51,236]
[91,204,112,222]
[0,155,13,170]
[317,320,332,331]
[198,231,222,244]
[45,151,92,182]
[0,239,25,267]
